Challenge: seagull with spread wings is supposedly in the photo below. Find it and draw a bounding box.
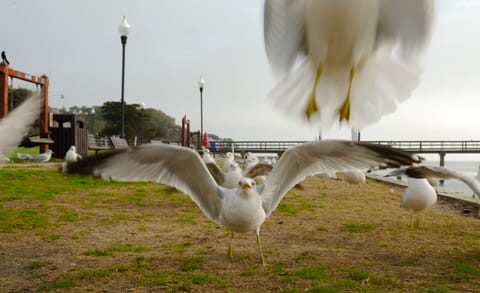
[64,140,421,266]
[264,0,433,130]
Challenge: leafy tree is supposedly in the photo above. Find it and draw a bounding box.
[8,87,33,110]
[6,88,183,144]
[99,101,181,143]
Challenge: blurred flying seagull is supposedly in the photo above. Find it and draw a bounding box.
[1,51,9,65]
[0,93,42,165]
[264,0,434,130]
[386,166,480,228]
[64,140,421,266]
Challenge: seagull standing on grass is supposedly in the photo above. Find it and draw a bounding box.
[0,93,42,166]
[32,150,53,162]
[387,166,480,229]
[205,158,274,188]
[64,140,421,266]
[343,170,366,185]
[64,146,82,163]
[343,169,366,195]
[222,152,234,172]
[264,0,433,130]
[201,146,215,164]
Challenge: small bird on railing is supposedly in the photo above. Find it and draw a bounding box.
[1,51,10,65]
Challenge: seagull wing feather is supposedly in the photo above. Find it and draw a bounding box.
[261,140,421,217]
[264,0,306,75]
[408,166,480,196]
[65,144,223,221]
[0,93,42,160]
[244,163,273,179]
[205,162,226,186]
[377,0,434,56]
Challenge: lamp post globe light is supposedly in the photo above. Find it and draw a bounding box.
[90,108,96,135]
[118,16,130,138]
[140,102,145,144]
[198,76,205,147]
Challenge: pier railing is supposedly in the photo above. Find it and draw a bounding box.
[214,140,480,155]
[363,140,480,154]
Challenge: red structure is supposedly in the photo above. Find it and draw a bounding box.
[0,62,50,152]
[181,115,191,147]
[181,115,202,149]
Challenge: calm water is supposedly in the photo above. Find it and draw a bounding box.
[372,159,480,196]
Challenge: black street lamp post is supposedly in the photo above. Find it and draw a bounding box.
[118,16,130,138]
[198,76,205,147]
[140,102,145,144]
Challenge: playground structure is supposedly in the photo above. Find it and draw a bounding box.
[181,115,202,149]
[0,62,50,153]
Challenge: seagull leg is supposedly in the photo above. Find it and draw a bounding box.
[305,65,323,119]
[409,210,414,230]
[228,232,234,260]
[414,213,421,229]
[255,229,267,267]
[339,66,356,122]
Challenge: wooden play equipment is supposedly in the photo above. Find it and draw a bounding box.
[0,62,50,152]
[181,115,201,149]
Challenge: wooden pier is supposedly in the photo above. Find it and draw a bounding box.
[214,140,480,166]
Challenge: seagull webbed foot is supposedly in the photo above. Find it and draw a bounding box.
[339,66,356,122]
[305,65,322,119]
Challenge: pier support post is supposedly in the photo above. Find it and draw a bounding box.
[439,152,446,185]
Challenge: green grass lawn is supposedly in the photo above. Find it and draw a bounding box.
[1,165,480,292]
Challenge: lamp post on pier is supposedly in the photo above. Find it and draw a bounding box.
[140,102,145,144]
[90,108,96,135]
[118,16,130,138]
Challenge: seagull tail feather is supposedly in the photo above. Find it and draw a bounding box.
[267,60,318,124]
[349,52,421,129]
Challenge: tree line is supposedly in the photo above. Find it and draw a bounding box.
[8,88,181,143]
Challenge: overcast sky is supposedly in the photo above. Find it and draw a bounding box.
[1,0,479,142]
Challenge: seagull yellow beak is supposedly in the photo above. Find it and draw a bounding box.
[241,183,252,190]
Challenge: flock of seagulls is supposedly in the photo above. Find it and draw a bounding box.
[203,149,274,188]
[64,140,422,265]
[2,1,480,267]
